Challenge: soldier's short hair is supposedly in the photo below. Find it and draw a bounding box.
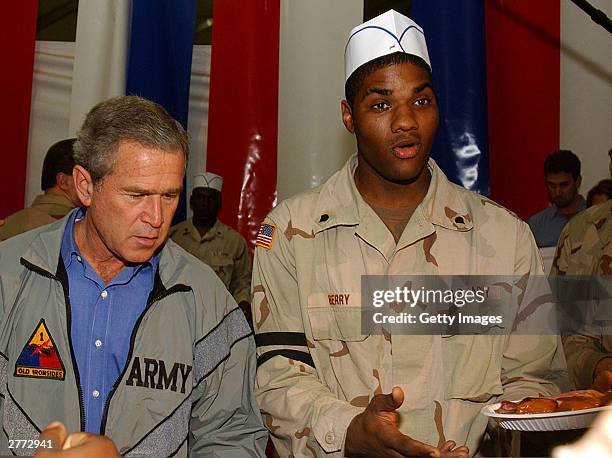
[544,150,581,181]
[587,179,612,207]
[74,96,189,184]
[41,138,76,191]
[344,52,432,109]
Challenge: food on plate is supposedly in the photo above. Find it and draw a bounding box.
[495,390,611,414]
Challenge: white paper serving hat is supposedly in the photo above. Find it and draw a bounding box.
[193,172,223,192]
[344,9,430,82]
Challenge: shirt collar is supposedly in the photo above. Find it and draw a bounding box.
[313,155,474,234]
[187,218,223,242]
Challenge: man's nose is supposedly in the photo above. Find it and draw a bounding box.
[390,104,418,133]
[142,195,163,227]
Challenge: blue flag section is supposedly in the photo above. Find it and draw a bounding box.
[126,0,198,222]
[411,1,490,196]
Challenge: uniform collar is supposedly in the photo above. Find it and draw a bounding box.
[313,154,474,234]
[186,218,223,242]
[31,192,74,208]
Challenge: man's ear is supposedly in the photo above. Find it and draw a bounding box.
[576,176,582,189]
[341,100,355,134]
[55,172,72,193]
[72,165,95,207]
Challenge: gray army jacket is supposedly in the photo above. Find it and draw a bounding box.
[0,213,267,456]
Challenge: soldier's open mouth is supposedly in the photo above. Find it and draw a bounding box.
[393,143,418,159]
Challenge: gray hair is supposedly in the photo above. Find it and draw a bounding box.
[74,96,189,183]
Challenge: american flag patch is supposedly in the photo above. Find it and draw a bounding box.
[256,223,276,250]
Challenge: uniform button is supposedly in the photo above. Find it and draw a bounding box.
[95,339,102,348]
[101,290,108,299]
[324,431,335,444]
[92,389,100,399]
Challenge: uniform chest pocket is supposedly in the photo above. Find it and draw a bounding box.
[441,335,503,401]
[306,293,367,342]
[209,253,233,280]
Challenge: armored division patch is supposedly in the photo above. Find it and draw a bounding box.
[15,319,65,380]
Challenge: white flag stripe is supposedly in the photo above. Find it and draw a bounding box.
[69,0,130,135]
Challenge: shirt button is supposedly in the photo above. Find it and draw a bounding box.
[92,390,100,399]
[76,256,82,262]
[101,290,108,299]
[95,340,102,348]
[325,431,335,444]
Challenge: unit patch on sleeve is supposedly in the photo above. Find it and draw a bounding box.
[256,223,277,250]
[15,319,65,380]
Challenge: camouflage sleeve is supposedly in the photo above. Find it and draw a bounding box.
[252,212,362,457]
[550,224,571,276]
[500,221,569,400]
[563,335,610,389]
[551,219,611,389]
[230,236,252,305]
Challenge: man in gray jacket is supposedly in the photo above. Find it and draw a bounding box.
[0,96,267,456]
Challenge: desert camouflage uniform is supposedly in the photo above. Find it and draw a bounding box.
[552,199,612,389]
[170,218,251,304]
[252,155,568,457]
[0,193,74,241]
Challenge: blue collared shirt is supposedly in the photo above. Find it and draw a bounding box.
[60,209,160,433]
[527,197,586,247]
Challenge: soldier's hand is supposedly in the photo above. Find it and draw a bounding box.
[34,422,120,457]
[593,358,612,392]
[345,387,469,457]
[439,440,469,457]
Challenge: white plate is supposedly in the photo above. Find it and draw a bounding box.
[481,402,610,431]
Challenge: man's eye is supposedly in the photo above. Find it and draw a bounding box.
[372,102,390,110]
[414,98,431,106]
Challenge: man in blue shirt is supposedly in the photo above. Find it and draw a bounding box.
[0,96,267,456]
[528,149,585,247]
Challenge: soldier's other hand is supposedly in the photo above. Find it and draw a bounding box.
[345,387,468,457]
[593,364,612,393]
[439,440,470,457]
[34,422,120,457]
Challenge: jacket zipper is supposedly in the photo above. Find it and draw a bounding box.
[21,258,87,432]
[99,284,191,435]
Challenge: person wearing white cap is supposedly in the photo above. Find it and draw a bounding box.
[170,172,252,324]
[251,9,567,457]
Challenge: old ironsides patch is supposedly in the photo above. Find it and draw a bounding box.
[15,319,65,380]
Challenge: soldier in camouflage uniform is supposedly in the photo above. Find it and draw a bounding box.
[170,172,252,318]
[252,10,567,457]
[552,198,612,391]
[0,139,79,241]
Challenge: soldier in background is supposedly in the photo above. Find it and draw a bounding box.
[552,151,612,392]
[251,10,566,458]
[170,172,252,322]
[0,139,80,241]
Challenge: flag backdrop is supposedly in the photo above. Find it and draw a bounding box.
[1,1,38,218]
[3,1,610,250]
[126,0,198,224]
